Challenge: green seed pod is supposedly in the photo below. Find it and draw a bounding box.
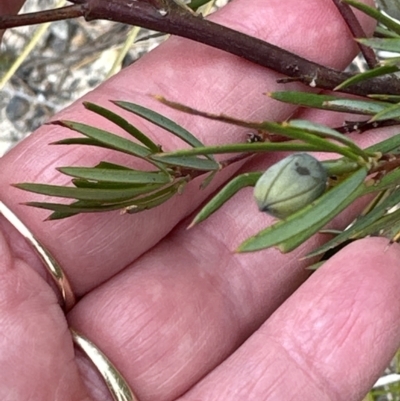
[254,153,327,219]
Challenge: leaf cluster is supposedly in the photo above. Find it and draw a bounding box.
[15,0,400,259]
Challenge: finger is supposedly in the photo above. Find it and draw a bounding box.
[67,166,371,401]
[0,231,89,400]
[178,237,400,401]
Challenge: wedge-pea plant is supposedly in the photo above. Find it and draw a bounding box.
[12,0,400,260]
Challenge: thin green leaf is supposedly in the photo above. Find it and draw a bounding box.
[24,201,121,216]
[53,137,109,148]
[269,91,390,115]
[57,166,172,184]
[124,184,182,213]
[113,100,218,165]
[307,188,400,257]
[334,65,399,91]
[305,167,400,254]
[200,170,218,190]
[96,161,131,170]
[370,102,400,122]
[71,179,144,190]
[14,182,162,202]
[150,154,221,171]
[237,168,368,253]
[54,120,171,173]
[56,121,151,158]
[322,99,389,115]
[343,0,400,35]
[368,94,400,102]
[375,25,400,38]
[268,91,339,109]
[286,119,370,158]
[357,38,400,53]
[23,178,187,219]
[190,172,262,227]
[83,101,161,152]
[366,133,400,153]
[153,141,321,158]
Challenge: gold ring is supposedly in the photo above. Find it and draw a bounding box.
[71,328,138,401]
[0,201,76,311]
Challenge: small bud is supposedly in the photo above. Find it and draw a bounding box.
[254,153,327,219]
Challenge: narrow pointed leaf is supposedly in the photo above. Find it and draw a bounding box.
[370,102,400,122]
[375,25,400,38]
[268,91,339,109]
[150,154,220,170]
[71,179,145,189]
[190,172,262,227]
[357,38,400,53]
[368,94,400,102]
[124,185,180,213]
[366,132,400,153]
[334,65,399,91]
[269,91,390,115]
[53,137,109,147]
[307,188,400,257]
[322,99,389,115]
[57,166,172,184]
[113,101,217,164]
[14,182,162,202]
[286,119,369,158]
[154,141,321,158]
[57,121,151,158]
[237,168,368,253]
[83,101,161,152]
[24,201,122,216]
[200,170,218,190]
[285,167,400,252]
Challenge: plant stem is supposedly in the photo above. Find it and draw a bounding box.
[2,0,400,96]
[331,0,379,68]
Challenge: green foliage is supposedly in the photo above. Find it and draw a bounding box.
[15,2,400,266]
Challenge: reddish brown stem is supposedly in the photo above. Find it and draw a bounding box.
[1,0,400,96]
[331,0,379,68]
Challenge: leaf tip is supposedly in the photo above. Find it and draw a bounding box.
[187,220,196,230]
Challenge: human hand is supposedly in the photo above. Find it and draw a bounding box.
[1,1,400,400]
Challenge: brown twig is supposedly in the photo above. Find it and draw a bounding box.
[2,0,400,96]
[0,4,83,29]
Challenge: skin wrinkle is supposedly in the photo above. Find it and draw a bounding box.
[256,339,329,401]
[182,226,250,331]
